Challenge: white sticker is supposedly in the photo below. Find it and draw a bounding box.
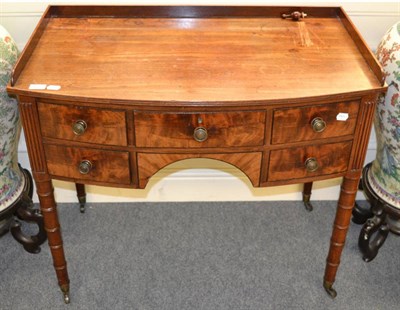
[29,84,47,90]
[336,113,349,121]
[46,85,61,91]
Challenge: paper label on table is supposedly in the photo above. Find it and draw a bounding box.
[336,113,349,121]
[47,85,61,90]
[29,84,47,90]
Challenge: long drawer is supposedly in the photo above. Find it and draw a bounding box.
[267,141,352,182]
[134,111,266,148]
[44,144,131,184]
[271,101,359,144]
[38,102,127,146]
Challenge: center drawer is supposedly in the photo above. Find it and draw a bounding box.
[134,111,266,148]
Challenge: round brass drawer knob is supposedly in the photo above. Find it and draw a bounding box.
[311,117,326,133]
[72,120,87,136]
[305,157,319,172]
[78,160,92,175]
[193,127,208,142]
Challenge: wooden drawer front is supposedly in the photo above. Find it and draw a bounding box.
[38,102,127,146]
[137,152,262,188]
[271,101,359,144]
[268,141,352,182]
[44,144,130,184]
[134,111,266,148]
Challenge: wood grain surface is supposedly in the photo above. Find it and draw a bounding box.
[38,102,127,146]
[7,6,388,301]
[138,152,262,188]
[11,15,382,102]
[44,144,131,184]
[134,111,265,148]
[268,141,352,181]
[271,101,359,144]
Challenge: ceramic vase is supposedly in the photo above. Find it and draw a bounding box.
[369,22,400,208]
[0,25,24,231]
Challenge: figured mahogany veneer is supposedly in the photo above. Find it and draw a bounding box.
[268,141,353,182]
[7,5,387,303]
[134,111,266,148]
[44,144,131,185]
[38,102,127,146]
[138,152,262,188]
[271,101,359,144]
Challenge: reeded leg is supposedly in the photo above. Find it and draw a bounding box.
[324,170,361,298]
[36,177,70,303]
[75,183,86,213]
[302,182,313,211]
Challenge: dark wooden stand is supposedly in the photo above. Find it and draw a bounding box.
[352,163,399,262]
[0,167,47,253]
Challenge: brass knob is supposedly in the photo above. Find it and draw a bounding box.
[193,127,208,142]
[78,160,92,175]
[305,157,319,172]
[311,117,326,133]
[72,120,87,136]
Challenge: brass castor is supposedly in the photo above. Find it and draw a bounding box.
[78,197,86,213]
[323,280,337,298]
[61,285,70,304]
[302,182,314,212]
[75,183,86,213]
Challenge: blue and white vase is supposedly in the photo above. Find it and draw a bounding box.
[369,22,400,208]
[0,25,24,230]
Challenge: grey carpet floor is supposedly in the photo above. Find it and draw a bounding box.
[0,201,399,310]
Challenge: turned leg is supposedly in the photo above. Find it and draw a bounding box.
[324,171,361,298]
[75,183,86,213]
[302,182,313,211]
[36,177,70,303]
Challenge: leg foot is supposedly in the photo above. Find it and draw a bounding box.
[61,284,70,304]
[78,197,86,214]
[323,280,337,298]
[303,200,313,212]
[75,183,86,213]
[302,182,313,212]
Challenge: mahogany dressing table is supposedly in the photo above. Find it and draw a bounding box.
[7,6,386,303]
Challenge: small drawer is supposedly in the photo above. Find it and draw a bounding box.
[44,144,130,184]
[267,141,352,182]
[271,101,359,144]
[134,111,266,148]
[38,102,127,146]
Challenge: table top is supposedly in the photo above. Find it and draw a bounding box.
[8,6,385,104]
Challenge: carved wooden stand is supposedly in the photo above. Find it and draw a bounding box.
[353,163,399,262]
[0,167,47,253]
